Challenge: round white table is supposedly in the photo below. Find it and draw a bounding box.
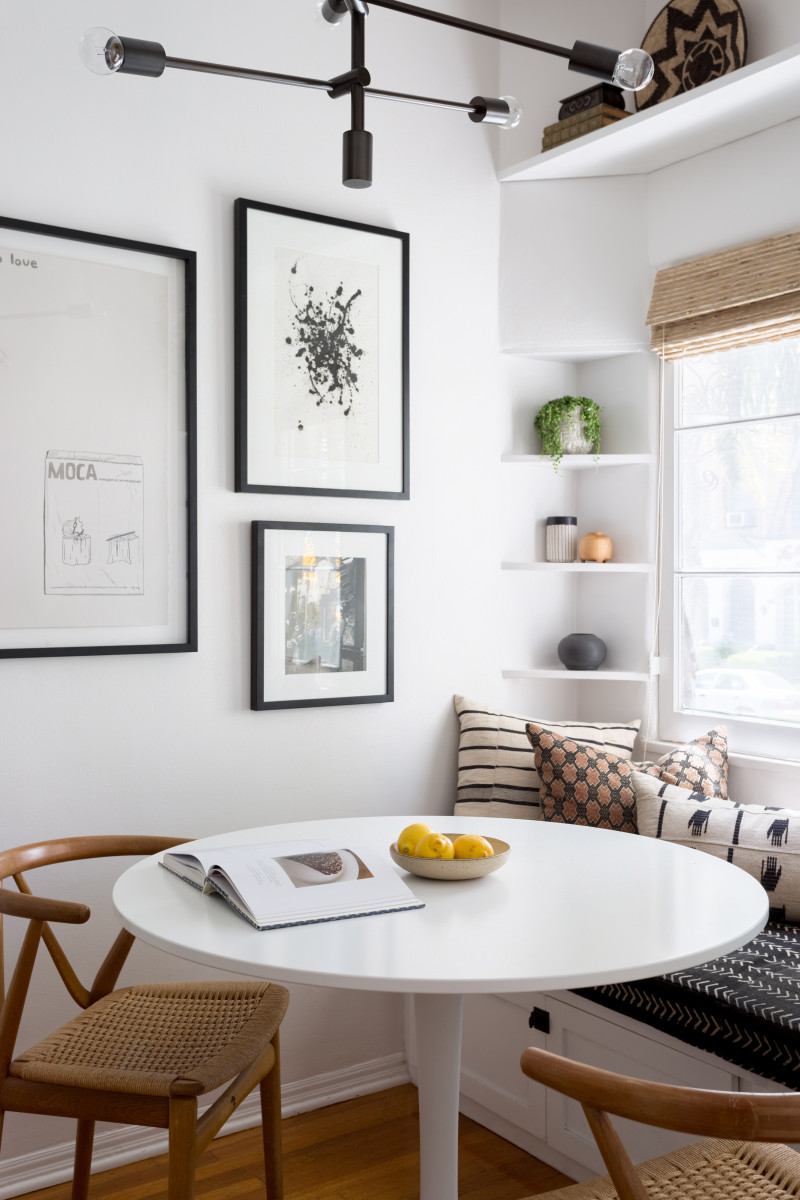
[113,815,768,1200]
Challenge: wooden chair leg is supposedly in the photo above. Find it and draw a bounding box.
[168,1096,198,1200]
[259,1035,283,1200]
[72,1119,95,1200]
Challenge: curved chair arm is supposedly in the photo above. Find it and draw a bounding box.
[521,1046,800,1143]
[0,889,89,924]
[0,835,188,879]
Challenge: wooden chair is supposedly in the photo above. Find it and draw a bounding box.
[520,1045,800,1199]
[0,836,290,1200]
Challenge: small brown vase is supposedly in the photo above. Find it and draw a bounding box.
[579,531,613,563]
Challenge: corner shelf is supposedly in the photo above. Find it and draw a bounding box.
[499,42,800,183]
[501,453,653,468]
[502,561,652,573]
[502,668,650,682]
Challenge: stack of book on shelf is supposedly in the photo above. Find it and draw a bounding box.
[542,104,628,150]
[541,82,629,151]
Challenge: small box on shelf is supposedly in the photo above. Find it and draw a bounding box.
[557,83,626,121]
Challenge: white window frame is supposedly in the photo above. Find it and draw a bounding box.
[658,359,800,763]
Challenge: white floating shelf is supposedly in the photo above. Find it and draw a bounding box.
[502,561,652,573]
[501,341,649,361]
[503,668,651,682]
[501,453,653,468]
[499,42,800,183]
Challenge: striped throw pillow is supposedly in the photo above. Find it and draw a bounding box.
[453,696,640,820]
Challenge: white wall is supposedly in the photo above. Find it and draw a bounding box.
[0,0,509,1167]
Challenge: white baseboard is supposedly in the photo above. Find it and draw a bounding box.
[0,1052,410,1200]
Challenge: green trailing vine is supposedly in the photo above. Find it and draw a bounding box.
[534,395,602,472]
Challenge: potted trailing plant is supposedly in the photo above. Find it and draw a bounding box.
[534,396,602,472]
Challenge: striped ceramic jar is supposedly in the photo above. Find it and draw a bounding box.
[545,516,577,563]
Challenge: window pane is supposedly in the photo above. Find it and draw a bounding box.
[677,416,800,571]
[680,337,800,427]
[678,574,800,724]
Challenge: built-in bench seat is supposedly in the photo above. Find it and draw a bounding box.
[573,922,800,1089]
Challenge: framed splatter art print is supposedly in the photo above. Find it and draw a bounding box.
[234,200,409,499]
[251,521,394,710]
[0,215,197,659]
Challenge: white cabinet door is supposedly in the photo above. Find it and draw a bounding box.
[460,992,547,1140]
[543,994,738,1174]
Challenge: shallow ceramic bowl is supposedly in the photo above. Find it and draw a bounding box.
[389,834,511,880]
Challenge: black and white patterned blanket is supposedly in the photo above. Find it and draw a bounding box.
[573,922,800,1088]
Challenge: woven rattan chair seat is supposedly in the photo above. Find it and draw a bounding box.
[10,980,289,1097]
[530,1138,800,1199]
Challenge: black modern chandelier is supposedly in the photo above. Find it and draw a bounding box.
[80,0,654,189]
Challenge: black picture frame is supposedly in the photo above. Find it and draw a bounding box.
[0,215,197,658]
[251,521,394,710]
[235,199,409,499]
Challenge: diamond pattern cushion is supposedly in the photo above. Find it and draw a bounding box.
[634,726,728,798]
[453,696,640,820]
[525,724,638,834]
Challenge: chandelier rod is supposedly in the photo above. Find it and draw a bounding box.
[165,56,477,114]
[366,0,572,60]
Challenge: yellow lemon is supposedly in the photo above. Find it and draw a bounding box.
[452,834,495,859]
[397,822,434,856]
[414,832,455,859]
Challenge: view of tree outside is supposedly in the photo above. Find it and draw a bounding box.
[676,337,800,725]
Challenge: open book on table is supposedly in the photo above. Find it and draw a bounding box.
[160,838,424,930]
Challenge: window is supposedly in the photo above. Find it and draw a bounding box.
[661,336,800,757]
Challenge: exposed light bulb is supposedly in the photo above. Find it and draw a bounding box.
[498,95,523,131]
[317,0,347,26]
[469,96,523,128]
[613,47,654,91]
[79,27,125,75]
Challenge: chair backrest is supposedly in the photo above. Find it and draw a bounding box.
[521,1045,800,1144]
[0,836,186,1081]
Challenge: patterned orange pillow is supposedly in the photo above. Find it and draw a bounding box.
[634,726,728,799]
[526,724,638,834]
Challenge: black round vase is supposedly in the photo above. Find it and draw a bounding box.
[557,633,607,671]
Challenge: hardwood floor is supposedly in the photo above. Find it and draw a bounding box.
[20,1084,573,1200]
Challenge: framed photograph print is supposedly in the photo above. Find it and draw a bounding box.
[235,199,409,499]
[0,216,197,658]
[251,521,394,711]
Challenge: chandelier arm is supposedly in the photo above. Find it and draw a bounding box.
[342,3,373,187]
[365,0,572,60]
[164,57,333,91]
[351,7,366,131]
[365,87,475,114]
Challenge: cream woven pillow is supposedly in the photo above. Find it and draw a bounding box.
[634,771,800,924]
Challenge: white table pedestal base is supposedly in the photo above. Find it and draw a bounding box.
[413,992,464,1200]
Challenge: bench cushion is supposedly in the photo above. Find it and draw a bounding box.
[573,922,800,1089]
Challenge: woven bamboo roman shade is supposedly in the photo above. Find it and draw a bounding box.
[647,230,800,359]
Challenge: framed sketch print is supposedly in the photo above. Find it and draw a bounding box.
[235,199,409,499]
[0,216,197,658]
[251,521,394,710]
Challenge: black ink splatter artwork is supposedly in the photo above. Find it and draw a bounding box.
[285,263,364,418]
